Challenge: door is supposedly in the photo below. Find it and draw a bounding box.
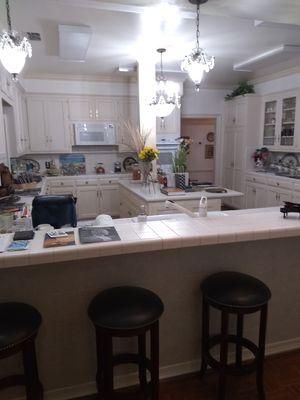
[27,98,48,152]
[68,98,95,121]
[45,100,70,152]
[76,185,100,219]
[100,185,120,217]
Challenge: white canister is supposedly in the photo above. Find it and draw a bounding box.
[198,196,208,217]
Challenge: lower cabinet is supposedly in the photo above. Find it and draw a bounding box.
[76,185,100,220]
[266,187,292,207]
[245,183,268,209]
[48,180,121,220]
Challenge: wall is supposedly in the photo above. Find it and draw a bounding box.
[254,71,300,96]
[181,117,215,182]
[22,77,138,97]
[181,87,229,117]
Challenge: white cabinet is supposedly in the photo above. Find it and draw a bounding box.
[68,97,118,121]
[100,184,120,217]
[26,96,70,153]
[0,102,7,163]
[222,95,261,208]
[11,90,29,156]
[245,182,268,209]
[0,66,14,99]
[261,90,300,150]
[156,107,180,134]
[266,187,292,207]
[76,184,100,220]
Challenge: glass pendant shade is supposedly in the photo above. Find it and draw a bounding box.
[0,32,32,78]
[0,1,32,80]
[150,48,181,118]
[181,0,215,91]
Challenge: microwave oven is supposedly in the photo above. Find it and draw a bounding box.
[74,122,116,146]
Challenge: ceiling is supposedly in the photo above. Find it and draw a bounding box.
[2,0,300,87]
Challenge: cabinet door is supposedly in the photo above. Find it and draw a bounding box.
[255,185,268,208]
[27,99,48,152]
[50,186,75,196]
[262,100,277,147]
[100,185,120,217]
[45,100,70,152]
[95,98,117,121]
[156,108,180,134]
[0,102,7,163]
[245,183,257,209]
[76,185,100,220]
[68,98,95,121]
[279,96,296,147]
[267,188,292,207]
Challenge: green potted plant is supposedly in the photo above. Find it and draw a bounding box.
[225,81,255,101]
[172,137,192,188]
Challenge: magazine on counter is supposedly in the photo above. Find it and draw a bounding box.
[78,226,121,244]
[44,231,75,248]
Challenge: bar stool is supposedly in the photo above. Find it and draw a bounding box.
[200,272,271,400]
[88,286,164,400]
[0,302,43,400]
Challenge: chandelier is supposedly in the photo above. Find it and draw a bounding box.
[181,0,215,91]
[0,0,32,80]
[150,48,181,119]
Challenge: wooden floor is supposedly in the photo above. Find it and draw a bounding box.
[73,350,300,400]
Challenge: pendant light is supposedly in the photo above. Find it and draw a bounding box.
[181,0,215,91]
[0,0,32,80]
[150,48,181,119]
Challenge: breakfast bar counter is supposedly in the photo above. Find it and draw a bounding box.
[0,207,300,400]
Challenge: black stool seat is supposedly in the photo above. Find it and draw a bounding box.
[88,286,164,330]
[0,302,42,351]
[201,271,271,309]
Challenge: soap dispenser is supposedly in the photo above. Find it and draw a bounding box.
[199,196,207,217]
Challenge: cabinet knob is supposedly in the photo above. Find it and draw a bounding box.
[277,182,279,186]
[85,181,88,184]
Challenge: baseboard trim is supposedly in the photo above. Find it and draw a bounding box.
[14,337,300,400]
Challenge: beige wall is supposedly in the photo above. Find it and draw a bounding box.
[0,237,300,399]
[181,117,215,182]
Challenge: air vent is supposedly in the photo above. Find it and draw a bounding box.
[26,32,41,41]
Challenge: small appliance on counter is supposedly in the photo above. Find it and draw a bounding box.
[95,163,105,174]
[114,161,122,173]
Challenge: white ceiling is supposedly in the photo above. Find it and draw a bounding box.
[3,0,300,86]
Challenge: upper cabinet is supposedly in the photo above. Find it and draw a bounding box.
[261,90,300,151]
[26,96,70,153]
[68,97,118,121]
[156,107,180,135]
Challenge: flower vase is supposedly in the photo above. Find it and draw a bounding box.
[141,162,152,186]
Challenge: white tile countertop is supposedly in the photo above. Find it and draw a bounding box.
[119,180,244,202]
[0,207,300,269]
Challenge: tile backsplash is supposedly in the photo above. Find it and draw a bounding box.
[13,151,136,175]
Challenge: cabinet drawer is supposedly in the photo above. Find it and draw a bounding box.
[50,180,75,188]
[267,178,293,190]
[98,179,118,185]
[245,175,267,185]
[76,179,98,186]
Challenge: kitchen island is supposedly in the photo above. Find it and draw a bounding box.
[0,207,299,400]
[119,180,243,217]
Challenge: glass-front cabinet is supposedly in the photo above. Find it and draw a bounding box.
[262,91,299,150]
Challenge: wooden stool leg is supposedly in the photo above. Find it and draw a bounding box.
[96,330,104,398]
[200,296,209,378]
[102,333,114,400]
[150,321,159,400]
[138,333,147,389]
[236,313,244,368]
[218,311,229,400]
[22,338,43,400]
[256,305,268,400]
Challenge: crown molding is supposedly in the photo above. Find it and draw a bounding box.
[23,72,132,84]
[250,66,300,85]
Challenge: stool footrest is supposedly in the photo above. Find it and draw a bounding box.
[204,334,259,376]
[113,353,151,371]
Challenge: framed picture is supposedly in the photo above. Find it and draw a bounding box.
[206,132,214,142]
[205,144,214,159]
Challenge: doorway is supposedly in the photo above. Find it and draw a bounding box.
[181,117,216,183]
